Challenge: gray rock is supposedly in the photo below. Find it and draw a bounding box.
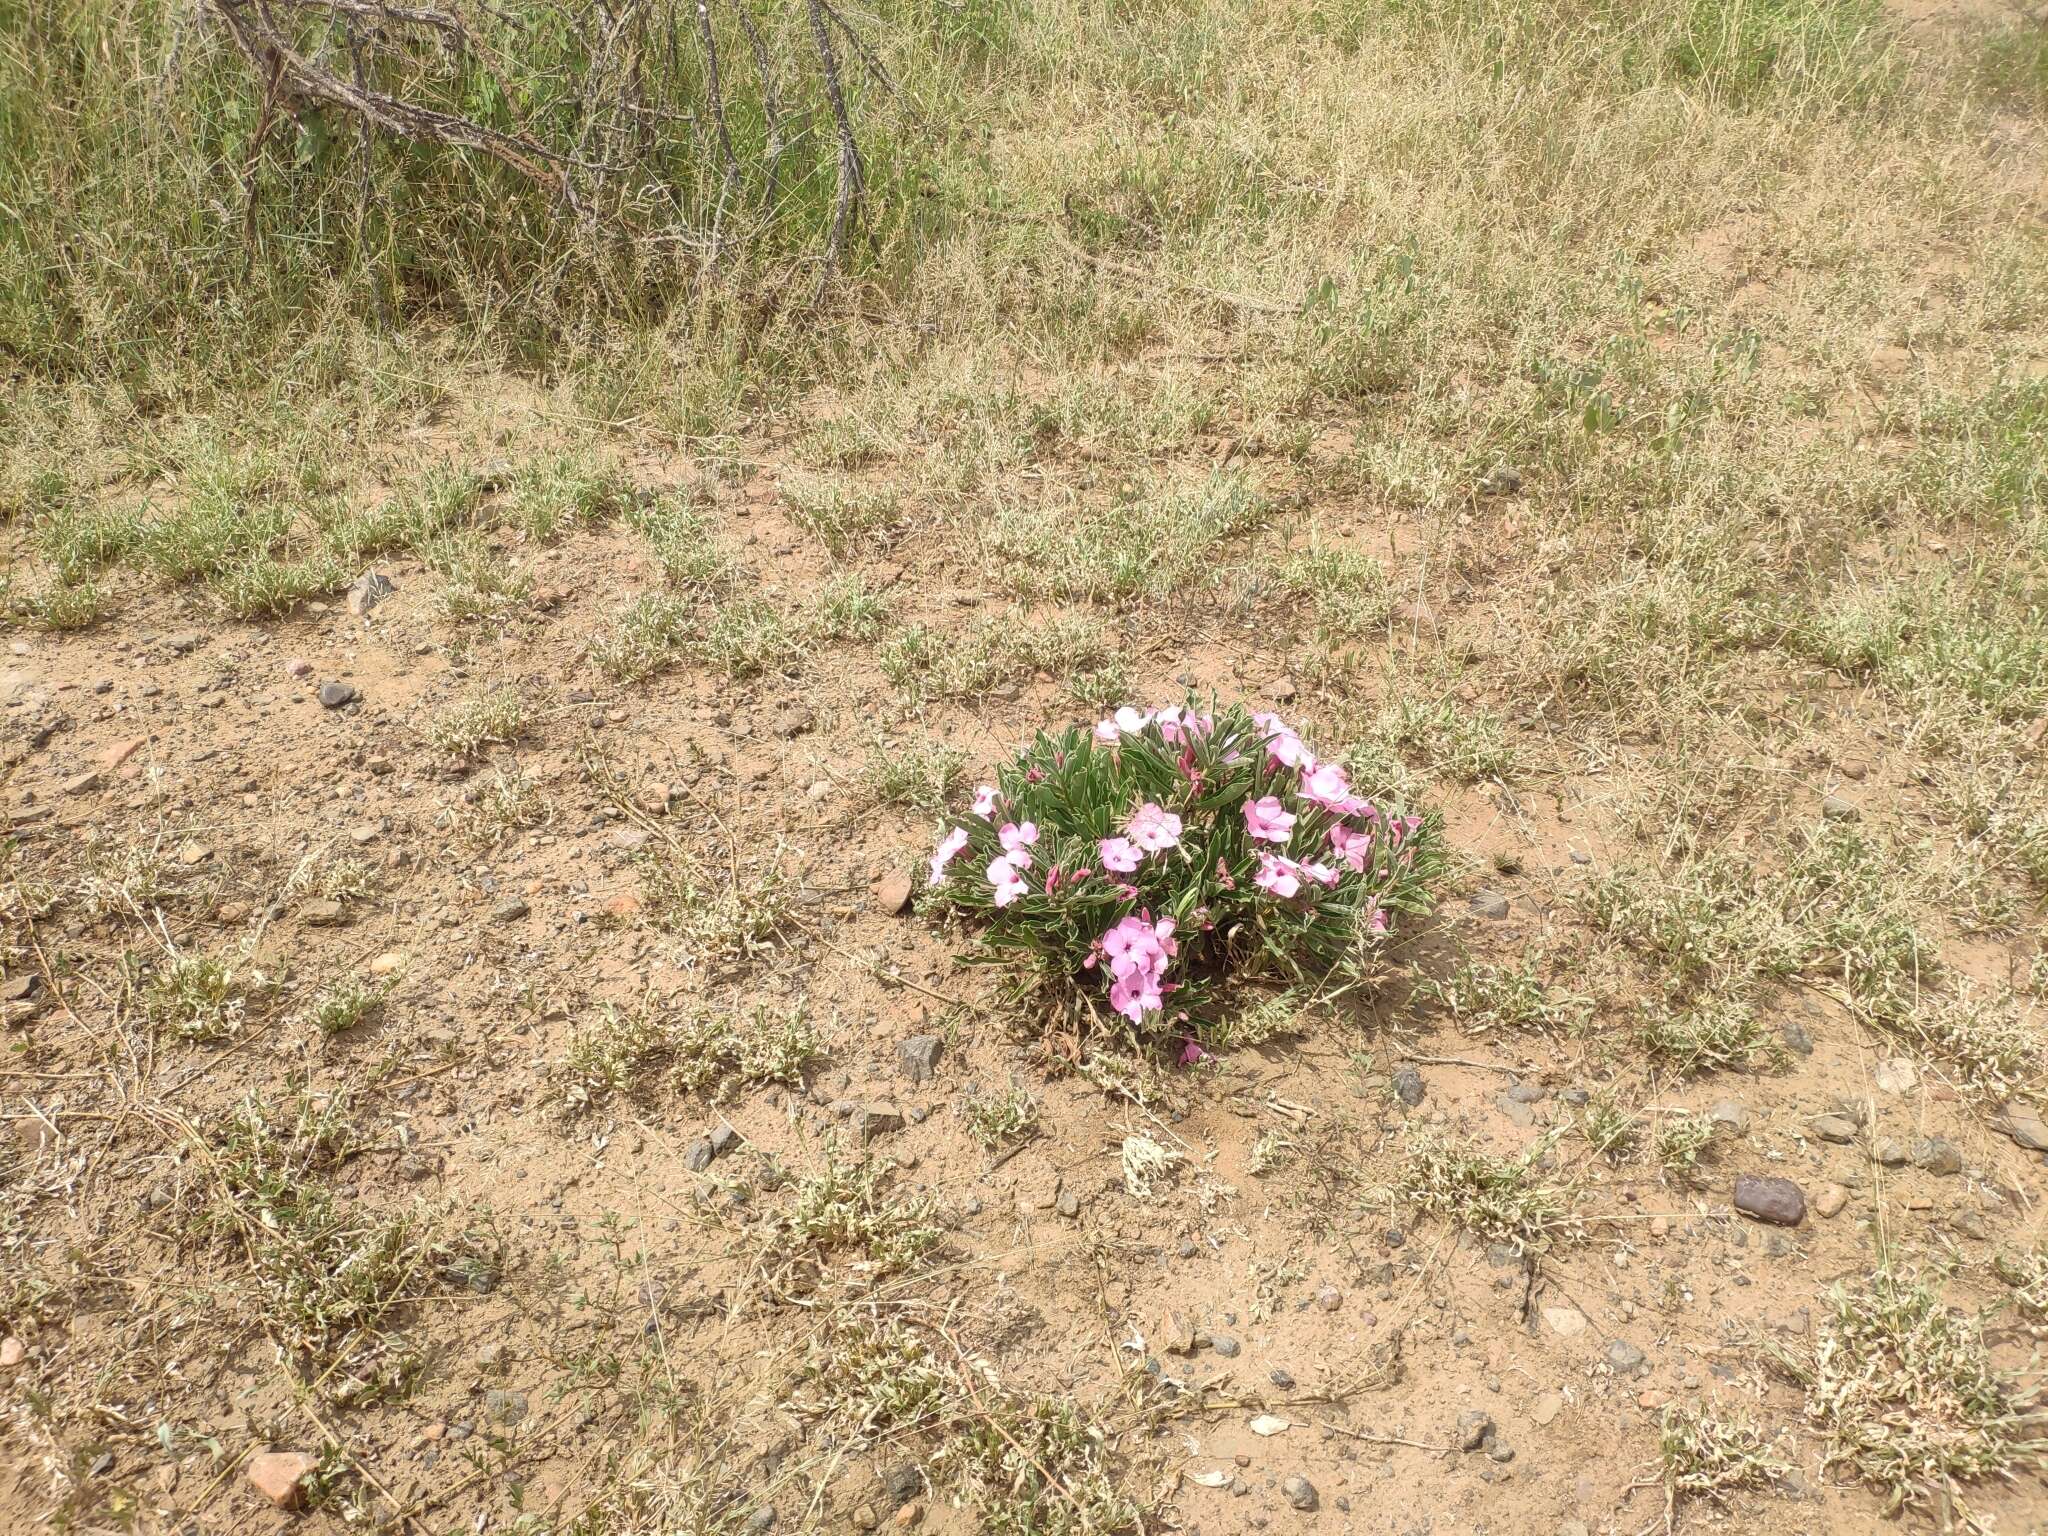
[1605,1340,1645,1374]
[1483,1433,1515,1464]
[898,1034,944,1084]
[1808,1114,1858,1144]
[1470,890,1509,919]
[1056,1189,1081,1219]
[1820,794,1859,822]
[744,1510,776,1534]
[1998,1105,2048,1152]
[1505,1082,1546,1104]
[881,1463,922,1506]
[854,1105,904,1144]
[1269,1368,1295,1389]
[347,573,396,616]
[1707,1100,1750,1135]
[1780,1020,1814,1056]
[1496,1095,1536,1129]
[1281,1474,1319,1512]
[1456,1410,1495,1452]
[317,681,358,709]
[1873,1138,1909,1168]
[1209,1334,1240,1358]
[492,898,529,922]
[1391,1066,1425,1107]
[1733,1174,1806,1227]
[709,1122,740,1157]
[164,631,202,654]
[1912,1138,1962,1176]
[484,1389,528,1425]
[684,1137,715,1173]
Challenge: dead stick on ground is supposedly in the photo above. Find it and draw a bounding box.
[1311,1420,1457,1454]
[1399,1052,1524,1075]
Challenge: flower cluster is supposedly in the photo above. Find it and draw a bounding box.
[922,700,1439,1041]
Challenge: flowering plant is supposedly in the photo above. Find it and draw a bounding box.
[922,701,1442,1043]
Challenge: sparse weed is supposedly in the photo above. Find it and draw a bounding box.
[422,531,531,620]
[1415,952,1594,1035]
[1378,694,1516,783]
[560,1001,818,1111]
[637,847,796,965]
[1395,1129,1579,1254]
[862,737,967,812]
[1654,1113,1717,1184]
[962,1084,1041,1150]
[811,573,889,641]
[782,474,902,556]
[625,495,732,589]
[593,591,695,681]
[460,767,552,845]
[980,472,1267,605]
[1636,996,1785,1076]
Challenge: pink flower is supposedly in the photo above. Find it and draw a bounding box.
[1100,912,1177,1023]
[1370,903,1390,934]
[1298,860,1340,888]
[1254,853,1302,898]
[1243,795,1296,844]
[1125,802,1183,853]
[1329,823,1374,873]
[1254,711,1315,770]
[987,856,1027,907]
[971,785,1000,819]
[1114,706,1154,736]
[928,827,969,886]
[1094,718,1121,744]
[1299,761,1361,813]
[1155,705,1212,744]
[1178,1038,1210,1066]
[1098,836,1142,873]
[999,821,1038,865]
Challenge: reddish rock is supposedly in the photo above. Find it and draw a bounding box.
[872,872,914,915]
[246,1450,318,1510]
[0,1336,26,1368]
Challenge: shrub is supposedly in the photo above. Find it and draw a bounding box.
[921,701,1442,1043]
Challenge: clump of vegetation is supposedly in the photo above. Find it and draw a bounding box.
[510,453,633,542]
[923,702,1442,1044]
[298,980,389,1037]
[776,1160,943,1275]
[144,948,265,1042]
[1395,1130,1579,1255]
[560,1002,818,1112]
[1580,1090,1637,1161]
[637,847,796,966]
[194,1091,496,1398]
[1773,1271,2048,1524]
[1659,1402,1792,1512]
[427,685,527,757]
